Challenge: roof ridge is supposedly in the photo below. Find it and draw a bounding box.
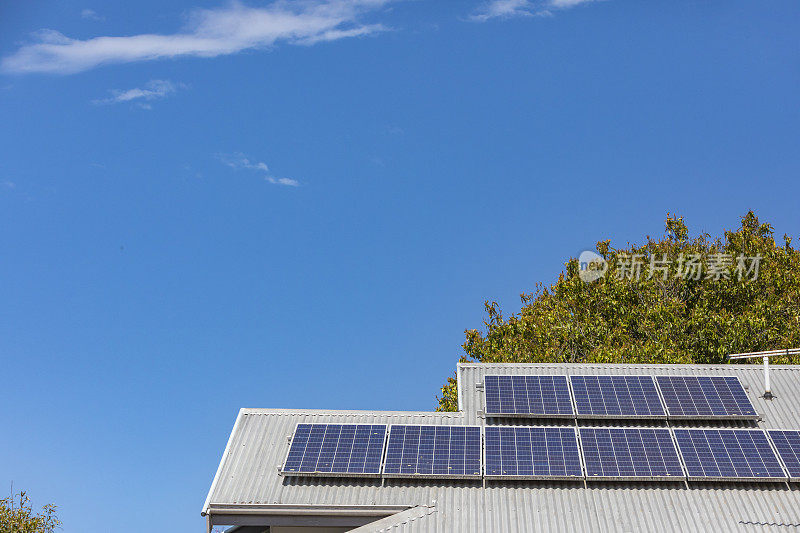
[459,362,800,370]
[348,505,438,532]
[239,408,464,416]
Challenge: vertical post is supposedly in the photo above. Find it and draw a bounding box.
[763,355,772,399]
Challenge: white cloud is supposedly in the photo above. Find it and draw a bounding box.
[470,0,597,21]
[219,153,300,187]
[550,0,595,7]
[81,9,103,21]
[92,79,182,106]
[470,0,536,21]
[2,181,16,189]
[3,0,392,74]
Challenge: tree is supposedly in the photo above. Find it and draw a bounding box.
[0,491,60,533]
[437,212,800,411]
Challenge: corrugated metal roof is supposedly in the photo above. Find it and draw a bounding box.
[205,363,800,532]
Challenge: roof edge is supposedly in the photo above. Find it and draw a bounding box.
[238,408,464,416]
[202,408,245,516]
[205,503,412,516]
[349,505,438,532]
[457,362,800,370]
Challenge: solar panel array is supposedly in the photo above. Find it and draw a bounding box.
[484,374,758,421]
[383,425,481,478]
[282,424,797,482]
[579,427,684,480]
[280,374,797,484]
[656,376,759,420]
[282,424,386,477]
[484,426,582,479]
[484,375,574,417]
[571,375,666,419]
[673,429,786,481]
[767,430,800,481]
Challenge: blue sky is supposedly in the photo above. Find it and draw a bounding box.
[1,0,798,531]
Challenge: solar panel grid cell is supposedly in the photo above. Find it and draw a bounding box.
[579,428,684,480]
[484,375,574,417]
[673,429,787,481]
[655,376,759,420]
[282,423,387,477]
[570,375,666,418]
[484,426,583,480]
[382,425,482,478]
[767,430,800,481]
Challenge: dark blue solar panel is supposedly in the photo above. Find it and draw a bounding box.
[383,425,481,478]
[768,430,800,481]
[570,375,666,418]
[579,428,684,480]
[674,429,786,481]
[282,424,386,476]
[655,376,758,419]
[484,375,574,417]
[484,426,583,479]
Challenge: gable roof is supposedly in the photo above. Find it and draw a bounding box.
[203,363,800,532]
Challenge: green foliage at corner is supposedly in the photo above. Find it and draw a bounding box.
[437,212,800,411]
[0,491,60,533]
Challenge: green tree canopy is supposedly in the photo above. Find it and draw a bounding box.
[0,491,60,533]
[437,212,800,411]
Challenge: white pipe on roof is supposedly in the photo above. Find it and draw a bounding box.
[728,348,800,398]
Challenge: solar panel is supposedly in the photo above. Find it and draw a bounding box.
[655,376,759,420]
[768,430,800,481]
[579,427,684,480]
[484,375,574,417]
[484,426,583,480]
[673,429,787,481]
[570,375,666,419]
[382,425,482,478]
[282,424,386,477]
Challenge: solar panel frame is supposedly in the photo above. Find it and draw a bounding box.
[570,375,668,420]
[483,375,576,418]
[673,428,788,482]
[655,375,760,421]
[484,426,584,481]
[382,425,483,480]
[281,423,388,478]
[578,427,686,481]
[767,429,800,482]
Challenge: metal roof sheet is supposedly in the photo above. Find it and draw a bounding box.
[205,363,800,532]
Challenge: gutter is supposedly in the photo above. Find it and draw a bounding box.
[203,504,413,532]
[204,504,411,517]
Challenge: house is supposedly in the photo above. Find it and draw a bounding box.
[202,362,800,532]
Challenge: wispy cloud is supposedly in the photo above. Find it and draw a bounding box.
[2,181,16,189]
[470,0,597,21]
[218,153,300,187]
[470,0,537,21]
[92,79,183,107]
[2,0,392,75]
[81,9,103,21]
[550,0,596,7]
